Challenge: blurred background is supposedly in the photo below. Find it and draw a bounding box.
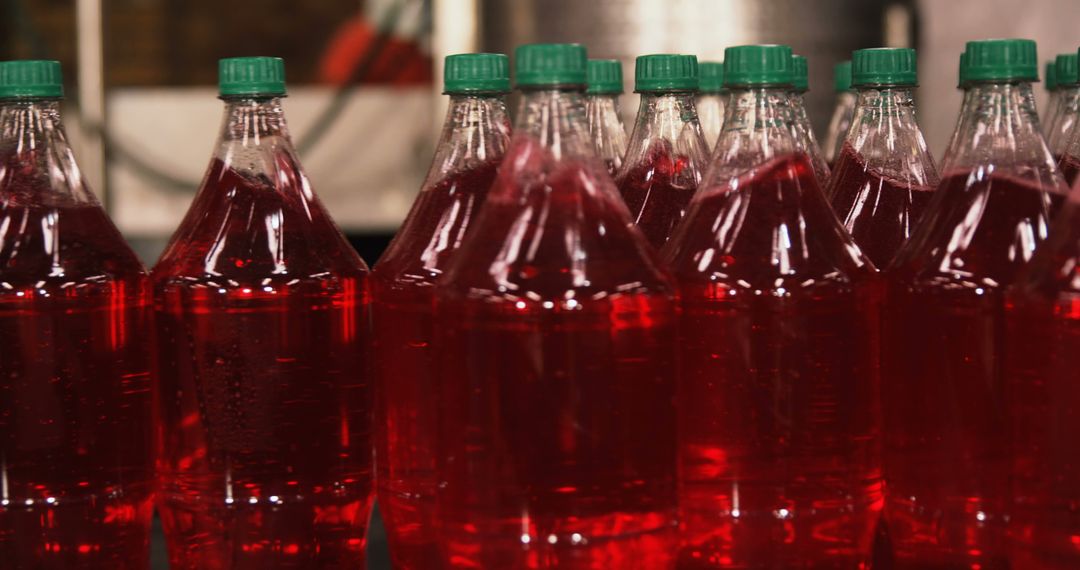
[2,0,1076,567]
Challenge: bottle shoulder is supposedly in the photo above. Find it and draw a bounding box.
[374,161,500,287]
[1008,200,1080,304]
[667,153,872,291]
[893,169,1067,287]
[438,148,674,301]
[153,158,367,284]
[0,201,147,293]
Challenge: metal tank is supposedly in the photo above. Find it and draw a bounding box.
[475,0,902,133]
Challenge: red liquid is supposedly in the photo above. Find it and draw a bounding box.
[617,140,698,248]
[436,139,678,568]
[372,161,499,569]
[1005,199,1080,569]
[666,153,882,569]
[154,158,372,570]
[1059,153,1080,186]
[0,182,153,570]
[829,143,935,269]
[883,171,1066,569]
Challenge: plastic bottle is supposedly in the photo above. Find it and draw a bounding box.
[372,53,511,570]
[827,48,939,269]
[1056,49,1080,185]
[1005,179,1080,570]
[0,60,153,570]
[153,58,373,569]
[697,61,726,149]
[616,54,710,249]
[882,39,1067,569]
[822,60,856,170]
[1046,53,1079,158]
[1044,59,1060,136]
[790,54,831,186]
[939,53,974,173]
[585,59,628,176]
[667,44,881,569]
[434,43,678,568]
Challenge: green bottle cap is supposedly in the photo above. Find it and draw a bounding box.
[962,39,1038,83]
[514,43,587,88]
[834,61,852,92]
[851,48,917,87]
[219,57,286,97]
[723,44,794,88]
[635,54,698,93]
[1055,52,1078,87]
[958,52,970,88]
[792,55,809,92]
[0,60,63,99]
[444,53,510,94]
[586,59,623,94]
[1046,60,1058,90]
[698,61,725,93]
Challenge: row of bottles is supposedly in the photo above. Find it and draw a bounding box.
[0,58,373,569]
[3,38,1080,570]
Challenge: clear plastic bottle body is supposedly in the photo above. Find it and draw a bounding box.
[1044,88,1062,138]
[434,87,678,568]
[153,97,372,570]
[372,93,510,570]
[939,88,975,172]
[1047,84,1080,157]
[585,92,628,176]
[696,91,727,150]
[0,99,153,570]
[823,90,857,170]
[1005,187,1080,569]
[790,91,831,186]
[883,80,1067,569]
[616,91,710,248]
[666,85,881,569]
[1057,90,1080,185]
[827,87,940,269]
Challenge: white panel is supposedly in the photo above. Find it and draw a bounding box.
[107,86,433,236]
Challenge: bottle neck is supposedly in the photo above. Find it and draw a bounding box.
[1058,84,1080,106]
[513,87,594,160]
[622,91,708,179]
[945,81,1056,175]
[941,88,976,172]
[218,96,290,142]
[849,86,919,139]
[628,91,702,143]
[855,85,915,105]
[0,98,97,205]
[790,91,814,124]
[585,93,623,129]
[585,93,628,174]
[823,91,858,161]
[424,94,510,186]
[214,96,299,181]
[1049,84,1080,148]
[715,86,799,162]
[845,86,938,185]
